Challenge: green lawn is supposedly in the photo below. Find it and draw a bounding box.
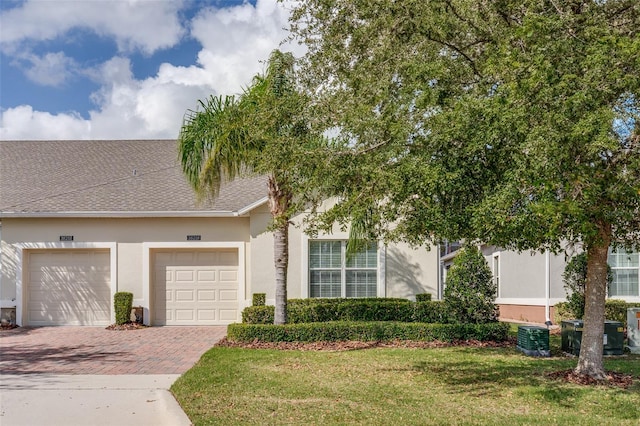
[172,331,640,426]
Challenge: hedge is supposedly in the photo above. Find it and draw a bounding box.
[241,298,454,324]
[555,299,640,327]
[227,321,510,343]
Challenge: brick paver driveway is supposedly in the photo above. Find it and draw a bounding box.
[0,326,226,375]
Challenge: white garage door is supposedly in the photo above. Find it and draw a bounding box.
[153,249,240,325]
[26,249,111,326]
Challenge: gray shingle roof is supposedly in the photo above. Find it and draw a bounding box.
[0,140,267,216]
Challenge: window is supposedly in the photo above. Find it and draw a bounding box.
[608,248,639,297]
[309,241,378,298]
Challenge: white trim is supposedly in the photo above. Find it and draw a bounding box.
[301,233,310,298]
[378,243,386,297]
[496,297,566,306]
[142,241,245,326]
[236,197,269,216]
[15,242,118,326]
[0,300,16,308]
[492,252,501,299]
[545,250,551,322]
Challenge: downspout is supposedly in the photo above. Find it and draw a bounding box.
[545,250,551,322]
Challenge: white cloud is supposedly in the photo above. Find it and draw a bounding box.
[21,51,77,87]
[0,0,306,141]
[0,0,186,55]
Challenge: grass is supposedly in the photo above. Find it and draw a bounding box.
[172,326,640,426]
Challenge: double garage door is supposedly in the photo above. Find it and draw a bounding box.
[25,248,240,326]
[153,249,240,325]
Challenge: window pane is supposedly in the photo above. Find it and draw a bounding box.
[310,241,342,268]
[310,270,341,298]
[609,269,639,297]
[346,270,377,298]
[609,249,639,268]
[346,244,377,268]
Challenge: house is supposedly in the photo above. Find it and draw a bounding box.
[0,140,438,326]
[440,243,640,324]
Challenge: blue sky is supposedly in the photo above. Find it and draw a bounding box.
[0,0,301,140]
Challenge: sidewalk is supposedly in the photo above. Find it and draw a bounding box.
[0,374,191,426]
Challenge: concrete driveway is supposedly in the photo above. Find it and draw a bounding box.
[0,326,227,425]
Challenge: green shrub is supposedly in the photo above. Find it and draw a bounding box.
[242,298,416,324]
[554,302,573,324]
[416,293,432,302]
[114,292,133,325]
[227,321,510,343]
[444,245,498,324]
[605,300,640,326]
[252,293,266,306]
[242,306,274,324]
[413,301,453,324]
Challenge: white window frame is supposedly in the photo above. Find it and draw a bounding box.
[608,248,640,299]
[492,252,501,299]
[301,235,385,298]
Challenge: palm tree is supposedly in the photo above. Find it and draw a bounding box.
[178,50,307,325]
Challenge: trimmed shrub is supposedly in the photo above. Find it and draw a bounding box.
[413,301,453,324]
[114,292,133,325]
[227,321,510,343]
[241,298,416,324]
[605,299,640,326]
[242,306,274,324]
[444,245,498,324]
[416,293,432,302]
[252,293,266,306]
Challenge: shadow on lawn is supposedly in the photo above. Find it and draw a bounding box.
[408,353,637,405]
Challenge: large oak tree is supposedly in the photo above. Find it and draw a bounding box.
[287,0,640,379]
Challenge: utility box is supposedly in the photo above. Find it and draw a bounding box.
[561,320,624,356]
[628,308,640,355]
[517,325,550,357]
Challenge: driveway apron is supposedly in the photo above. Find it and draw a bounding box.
[0,326,227,425]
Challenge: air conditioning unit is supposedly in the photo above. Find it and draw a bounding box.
[517,325,550,357]
[628,308,640,355]
[561,320,624,356]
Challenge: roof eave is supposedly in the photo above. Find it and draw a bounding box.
[0,211,241,219]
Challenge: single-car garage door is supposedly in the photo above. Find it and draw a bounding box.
[26,249,111,326]
[153,249,239,325]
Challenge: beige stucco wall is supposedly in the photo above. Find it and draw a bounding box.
[249,204,438,302]
[0,217,250,310]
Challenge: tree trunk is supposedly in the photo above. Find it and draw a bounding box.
[574,222,611,380]
[268,176,291,325]
[273,221,289,325]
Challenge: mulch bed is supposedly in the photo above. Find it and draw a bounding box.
[0,324,19,332]
[546,369,635,389]
[105,322,148,331]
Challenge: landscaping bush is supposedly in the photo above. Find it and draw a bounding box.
[605,299,640,327]
[114,292,133,325]
[242,298,417,324]
[553,302,573,324]
[242,306,274,324]
[443,245,498,324]
[252,293,266,306]
[415,293,432,302]
[413,301,453,324]
[227,321,510,343]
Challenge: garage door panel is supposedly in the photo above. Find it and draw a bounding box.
[153,249,240,325]
[27,250,111,326]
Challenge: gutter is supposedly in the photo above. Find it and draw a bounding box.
[0,211,242,219]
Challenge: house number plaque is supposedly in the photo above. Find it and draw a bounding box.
[59,235,74,241]
[187,235,201,241]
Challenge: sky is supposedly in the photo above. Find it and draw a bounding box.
[0,0,302,140]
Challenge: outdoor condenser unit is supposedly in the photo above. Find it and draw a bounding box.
[628,308,640,355]
[561,320,624,356]
[516,325,550,357]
